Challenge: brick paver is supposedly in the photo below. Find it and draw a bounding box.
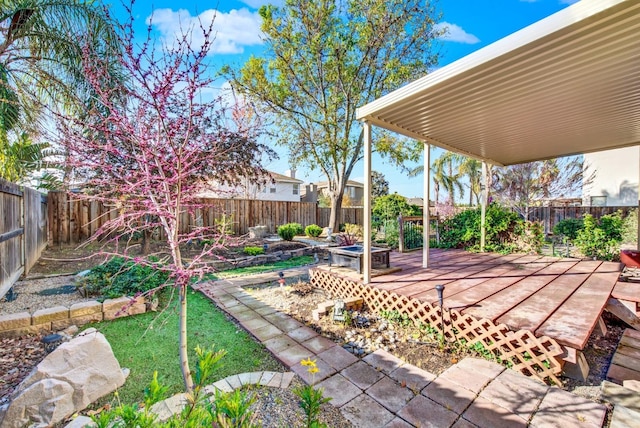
[389,363,435,392]
[529,388,607,428]
[317,345,358,371]
[316,374,362,407]
[342,361,385,390]
[366,376,415,413]
[462,396,528,428]
[301,335,336,353]
[422,376,477,415]
[291,357,336,385]
[287,326,318,342]
[363,349,405,375]
[397,395,459,428]
[341,393,395,427]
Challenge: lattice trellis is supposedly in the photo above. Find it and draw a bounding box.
[310,268,564,384]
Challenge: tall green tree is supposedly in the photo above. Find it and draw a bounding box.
[228,0,441,230]
[371,170,389,199]
[458,157,483,206]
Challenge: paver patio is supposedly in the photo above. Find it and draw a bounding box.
[194,267,609,427]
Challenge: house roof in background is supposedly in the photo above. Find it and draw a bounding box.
[316,180,364,189]
[268,171,304,184]
[356,0,640,166]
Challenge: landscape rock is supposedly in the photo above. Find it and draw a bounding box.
[0,328,128,428]
[248,225,269,239]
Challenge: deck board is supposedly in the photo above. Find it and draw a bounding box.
[535,261,620,348]
[363,250,622,352]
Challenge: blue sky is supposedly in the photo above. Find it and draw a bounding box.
[112,0,579,200]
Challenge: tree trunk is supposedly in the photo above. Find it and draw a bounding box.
[329,188,345,232]
[178,281,194,391]
[140,229,152,255]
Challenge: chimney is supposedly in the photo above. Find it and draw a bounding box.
[284,169,296,179]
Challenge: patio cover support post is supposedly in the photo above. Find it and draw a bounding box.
[423,143,430,268]
[637,152,640,251]
[363,121,372,284]
[481,161,489,252]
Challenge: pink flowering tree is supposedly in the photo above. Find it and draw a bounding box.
[53,3,275,391]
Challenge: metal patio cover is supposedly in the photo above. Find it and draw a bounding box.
[356,0,640,166]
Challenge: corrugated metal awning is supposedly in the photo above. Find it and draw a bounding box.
[356,0,640,166]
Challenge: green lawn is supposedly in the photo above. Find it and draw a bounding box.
[86,289,282,404]
[215,255,315,279]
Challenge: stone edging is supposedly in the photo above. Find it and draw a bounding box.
[150,371,295,422]
[0,296,146,338]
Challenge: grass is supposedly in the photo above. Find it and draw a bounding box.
[85,289,282,405]
[214,255,315,279]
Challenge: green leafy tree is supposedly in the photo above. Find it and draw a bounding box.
[372,193,420,224]
[228,0,441,231]
[409,149,464,207]
[459,157,483,206]
[575,212,623,261]
[371,170,389,199]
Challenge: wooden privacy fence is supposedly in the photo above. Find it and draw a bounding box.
[528,205,635,234]
[48,192,365,245]
[0,179,48,299]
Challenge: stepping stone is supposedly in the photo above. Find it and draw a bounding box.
[287,326,318,343]
[437,365,492,395]
[397,395,458,428]
[301,335,336,353]
[342,361,385,390]
[529,387,607,428]
[462,396,527,428]
[273,343,314,367]
[383,417,413,428]
[422,377,477,415]
[479,374,546,421]
[602,380,640,413]
[291,358,336,385]
[362,349,405,375]
[317,346,358,371]
[316,374,362,407]
[340,393,395,427]
[610,403,640,428]
[366,376,415,413]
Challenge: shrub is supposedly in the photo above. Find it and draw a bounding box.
[575,211,623,261]
[336,232,359,246]
[622,209,638,246]
[553,218,584,241]
[277,222,303,241]
[305,224,323,238]
[243,246,265,256]
[436,204,541,254]
[372,193,420,228]
[76,256,170,298]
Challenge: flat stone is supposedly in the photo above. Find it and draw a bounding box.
[233,310,260,323]
[342,361,385,390]
[238,371,263,386]
[266,373,284,388]
[287,326,318,343]
[69,301,102,317]
[316,374,363,407]
[363,349,405,375]
[301,335,336,354]
[212,378,233,393]
[255,306,277,316]
[456,358,505,379]
[274,344,314,367]
[530,387,607,428]
[462,396,527,428]
[452,418,480,428]
[32,306,69,324]
[383,417,414,428]
[239,316,270,332]
[340,393,395,427]
[389,363,436,392]
[264,335,298,353]
[494,368,549,395]
[163,393,188,416]
[366,376,415,413]
[102,296,136,312]
[317,346,358,371]
[264,312,304,332]
[225,374,242,390]
[438,365,494,394]
[479,374,547,420]
[259,371,277,386]
[423,376,477,415]
[291,358,336,385]
[280,372,295,388]
[251,324,283,341]
[64,415,97,427]
[610,403,640,428]
[0,312,31,331]
[602,380,640,412]
[397,395,458,428]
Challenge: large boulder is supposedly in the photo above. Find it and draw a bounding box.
[0,328,128,428]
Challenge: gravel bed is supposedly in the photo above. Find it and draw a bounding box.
[1,275,91,315]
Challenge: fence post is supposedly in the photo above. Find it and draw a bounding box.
[398,214,405,253]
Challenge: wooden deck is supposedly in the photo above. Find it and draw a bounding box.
[369,249,622,352]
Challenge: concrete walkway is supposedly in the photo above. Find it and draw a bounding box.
[194,268,608,428]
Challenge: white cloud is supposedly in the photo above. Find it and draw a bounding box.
[148,8,263,55]
[433,22,480,44]
[240,0,284,8]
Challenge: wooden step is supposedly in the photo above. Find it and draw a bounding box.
[612,281,640,303]
[607,329,640,384]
